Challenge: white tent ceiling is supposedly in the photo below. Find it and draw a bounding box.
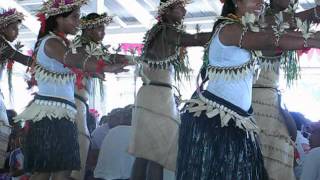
[0,0,318,48]
[0,1,319,120]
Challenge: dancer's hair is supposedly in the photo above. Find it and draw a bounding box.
[212,0,237,34]
[34,10,74,51]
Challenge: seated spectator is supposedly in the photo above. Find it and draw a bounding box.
[94,107,134,180]
[9,129,30,180]
[86,115,111,180]
[300,122,320,180]
[86,108,123,180]
[291,112,311,179]
[91,115,111,150]
[88,109,100,135]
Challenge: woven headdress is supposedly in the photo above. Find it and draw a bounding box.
[80,13,113,29]
[0,9,24,29]
[39,0,88,19]
[157,0,191,16]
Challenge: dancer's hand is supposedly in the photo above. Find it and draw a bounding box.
[0,42,9,60]
[14,41,24,51]
[115,58,129,65]
[114,67,129,74]
[0,35,6,43]
[92,72,105,80]
[313,31,320,40]
[109,54,136,66]
[104,63,129,74]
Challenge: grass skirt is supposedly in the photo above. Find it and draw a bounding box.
[176,91,268,180]
[23,117,80,172]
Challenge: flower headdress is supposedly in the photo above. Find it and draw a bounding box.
[0,9,24,29]
[157,0,191,17]
[80,13,113,29]
[36,0,88,33]
[89,108,100,119]
[39,0,88,19]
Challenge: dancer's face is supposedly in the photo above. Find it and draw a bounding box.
[58,8,80,35]
[86,25,105,43]
[1,22,20,42]
[164,3,186,24]
[237,0,265,16]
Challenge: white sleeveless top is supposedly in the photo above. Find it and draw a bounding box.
[206,30,253,111]
[36,36,75,102]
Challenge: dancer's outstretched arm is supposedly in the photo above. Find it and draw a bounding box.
[180,32,212,47]
[46,38,128,73]
[0,38,31,66]
[221,23,320,50]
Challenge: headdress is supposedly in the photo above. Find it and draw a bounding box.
[36,0,88,33]
[80,13,113,29]
[0,9,24,29]
[157,0,191,17]
[39,0,88,19]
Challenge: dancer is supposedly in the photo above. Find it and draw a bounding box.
[176,0,320,179]
[0,8,30,168]
[70,12,128,180]
[253,0,320,179]
[14,0,127,179]
[253,1,297,179]
[128,0,210,179]
[0,9,31,66]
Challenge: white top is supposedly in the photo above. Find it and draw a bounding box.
[301,147,320,180]
[296,131,310,161]
[295,131,311,179]
[0,94,8,127]
[0,66,4,83]
[9,148,25,180]
[206,31,253,111]
[91,123,110,150]
[94,126,134,180]
[36,35,75,102]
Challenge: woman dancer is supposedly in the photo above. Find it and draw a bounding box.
[129,0,210,179]
[14,0,127,179]
[177,0,320,179]
[0,8,30,168]
[70,12,128,180]
[253,0,320,179]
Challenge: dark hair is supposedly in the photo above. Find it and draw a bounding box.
[290,112,309,130]
[81,13,104,33]
[159,1,184,23]
[212,0,237,34]
[81,12,100,21]
[271,0,296,11]
[99,115,110,125]
[87,112,97,134]
[269,0,274,9]
[123,108,132,125]
[6,109,17,119]
[34,10,74,51]
[6,109,17,126]
[3,20,22,28]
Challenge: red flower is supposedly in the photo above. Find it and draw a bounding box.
[7,60,14,70]
[71,67,85,90]
[96,59,107,73]
[36,13,46,33]
[89,108,100,119]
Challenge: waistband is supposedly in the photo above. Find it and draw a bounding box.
[184,90,259,134]
[34,94,76,109]
[142,81,172,89]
